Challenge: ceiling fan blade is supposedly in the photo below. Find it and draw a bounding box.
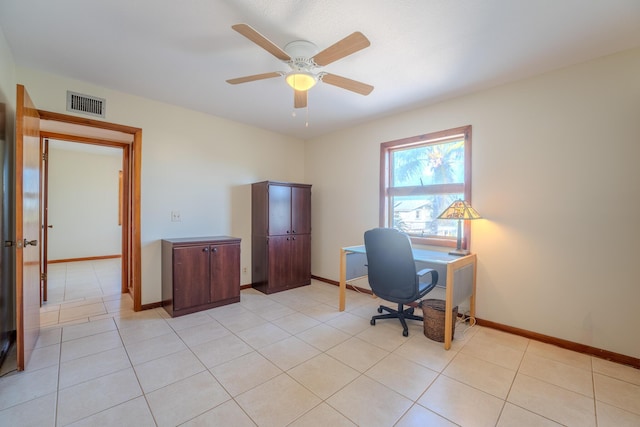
[226,72,281,85]
[312,32,370,66]
[321,73,373,95]
[232,24,291,61]
[294,90,307,109]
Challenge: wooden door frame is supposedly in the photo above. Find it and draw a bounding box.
[38,110,142,311]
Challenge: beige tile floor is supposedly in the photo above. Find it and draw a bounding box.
[1,260,639,426]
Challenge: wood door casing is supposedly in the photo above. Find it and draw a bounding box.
[37,110,142,312]
[16,84,41,371]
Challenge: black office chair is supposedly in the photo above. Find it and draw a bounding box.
[364,228,439,337]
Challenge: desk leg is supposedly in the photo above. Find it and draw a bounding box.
[339,248,347,311]
[470,254,477,320]
[444,263,454,350]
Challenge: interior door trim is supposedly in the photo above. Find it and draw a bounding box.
[38,110,143,311]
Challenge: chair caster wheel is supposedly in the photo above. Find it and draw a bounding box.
[370,319,376,325]
[407,308,414,315]
[403,329,408,337]
[377,307,383,313]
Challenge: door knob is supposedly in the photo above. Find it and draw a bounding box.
[47,225,54,228]
[23,239,38,247]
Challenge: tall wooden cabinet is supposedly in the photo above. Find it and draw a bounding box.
[162,236,241,317]
[252,181,311,294]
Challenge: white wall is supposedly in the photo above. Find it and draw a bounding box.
[305,48,640,359]
[0,25,15,114]
[47,144,122,260]
[15,67,306,305]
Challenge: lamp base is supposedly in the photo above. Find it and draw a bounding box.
[448,248,470,257]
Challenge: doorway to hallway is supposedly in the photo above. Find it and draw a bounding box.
[41,259,133,327]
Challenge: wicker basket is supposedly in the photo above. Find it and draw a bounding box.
[421,299,458,342]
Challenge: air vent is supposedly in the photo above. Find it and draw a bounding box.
[66,91,106,118]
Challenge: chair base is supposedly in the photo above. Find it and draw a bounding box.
[370,303,423,337]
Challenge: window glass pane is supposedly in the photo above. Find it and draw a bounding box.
[381,125,471,248]
[392,193,462,238]
[392,139,465,187]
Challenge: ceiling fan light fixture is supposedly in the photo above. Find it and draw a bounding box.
[285,72,317,91]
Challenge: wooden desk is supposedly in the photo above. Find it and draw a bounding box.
[339,245,477,350]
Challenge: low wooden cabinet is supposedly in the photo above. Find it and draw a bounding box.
[162,236,241,317]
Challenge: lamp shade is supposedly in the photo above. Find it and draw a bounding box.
[437,200,482,220]
[437,199,481,256]
[285,72,317,91]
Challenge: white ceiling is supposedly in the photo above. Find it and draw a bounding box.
[2,0,640,139]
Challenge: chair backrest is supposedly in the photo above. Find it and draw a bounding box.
[364,228,419,303]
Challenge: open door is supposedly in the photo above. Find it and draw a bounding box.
[16,84,41,371]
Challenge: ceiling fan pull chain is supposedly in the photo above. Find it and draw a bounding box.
[305,104,310,128]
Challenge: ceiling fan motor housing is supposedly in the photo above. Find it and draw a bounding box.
[284,40,319,71]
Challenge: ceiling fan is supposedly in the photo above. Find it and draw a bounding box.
[226,24,374,109]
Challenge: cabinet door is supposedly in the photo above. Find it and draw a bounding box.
[268,184,292,235]
[268,235,293,287]
[173,245,210,310]
[210,243,240,302]
[290,234,311,286]
[291,186,311,235]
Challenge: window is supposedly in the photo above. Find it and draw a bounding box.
[380,125,472,248]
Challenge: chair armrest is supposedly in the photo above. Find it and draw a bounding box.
[416,268,438,286]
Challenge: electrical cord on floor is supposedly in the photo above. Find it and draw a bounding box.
[459,312,477,326]
[456,311,477,338]
[347,282,366,294]
[346,278,373,297]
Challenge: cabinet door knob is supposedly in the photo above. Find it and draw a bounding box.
[212,247,217,252]
[203,247,209,252]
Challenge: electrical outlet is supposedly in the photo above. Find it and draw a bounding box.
[242,267,248,274]
[171,211,181,222]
